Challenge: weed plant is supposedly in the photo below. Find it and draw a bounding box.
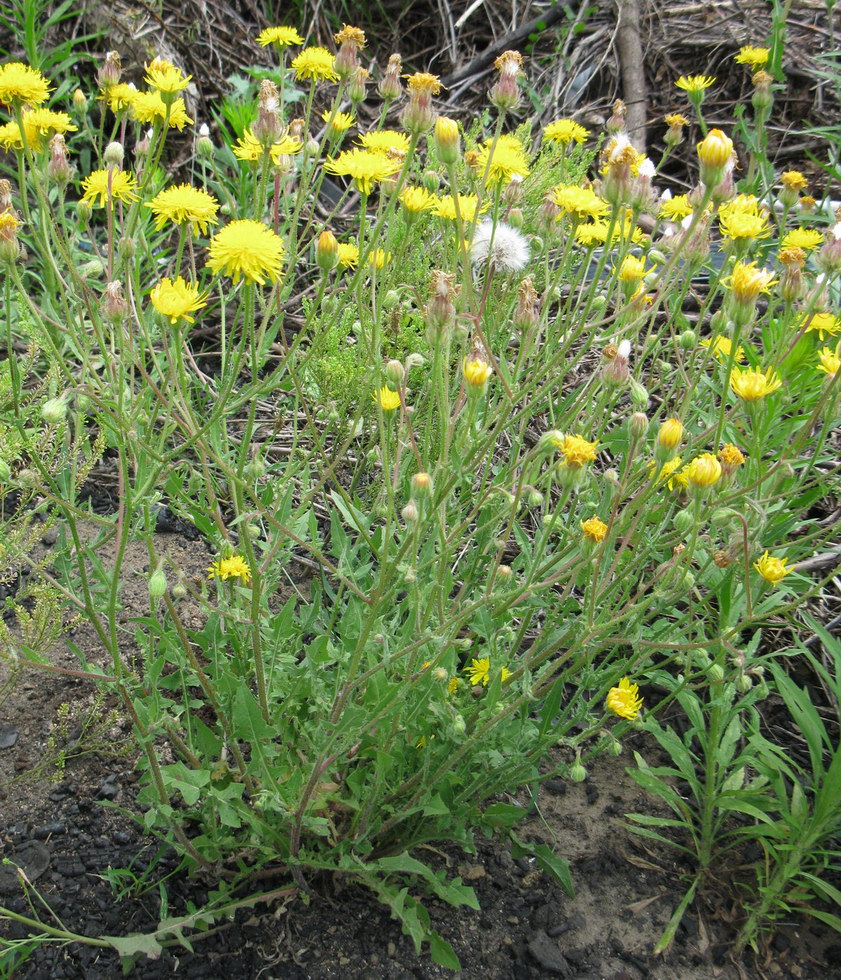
[0,26,839,970]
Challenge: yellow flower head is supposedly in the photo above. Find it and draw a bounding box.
[659,194,693,221]
[551,184,608,221]
[559,434,598,468]
[802,312,840,341]
[605,677,643,720]
[399,185,436,213]
[130,91,193,129]
[753,550,792,585]
[657,417,684,450]
[781,170,808,192]
[257,26,304,47]
[0,62,51,106]
[374,386,401,412]
[367,248,390,269]
[0,109,77,151]
[676,74,715,93]
[462,356,493,389]
[150,275,207,324]
[730,366,782,400]
[651,456,689,491]
[432,193,485,222]
[357,129,410,154]
[322,109,355,133]
[718,443,746,467]
[817,346,840,376]
[405,72,442,95]
[719,208,770,242]
[234,128,303,164]
[291,47,338,82]
[464,657,490,687]
[324,148,402,195]
[144,60,190,94]
[781,228,823,251]
[337,242,359,269]
[471,134,529,186]
[208,554,251,584]
[734,46,769,69]
[575,215,644,247]
[616,255,646,283]
[697,128,733,168]
[334,24,366,48]
[543,118,589,146]
[81,169,139,208]
[581,516,608,543]
[686,452,722,488]
[101,82,138,112]
[723,261,777,302]
[206,219,285,285]
[700,335,746,363]
[664,112,689,127]
[145,184,219,235]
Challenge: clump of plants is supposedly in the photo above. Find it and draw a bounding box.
[0,23,838,971]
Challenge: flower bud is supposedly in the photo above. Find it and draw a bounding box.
[304,138,320,158]
[378,53,403,102]
[172,581,187,599]
[656,417,683,458]
[41,397,68,424]
[451,714,467,736]
[348,65,368,104]
[47,134,73,186]
[673,508,694,535]
[243,457,267,480]
[679,329,697,349]
[72,88,88,112]
[148,565,168,598]
[696,129,733,187]
[629,411,648,439]
[98,51,121,90]
[118,236,135,259]
[102,280,127,324]
[735,672,753,693]
[434,116,460,165]
[708,663,724,682]
[385,359,404,386]
[528,490,543,507]
[411,471,432,497]
[104,141,124,167]
[629,380,649,409]
[401,500,419,523]
[315,229,339,272]
[422,169,440,193]
[569,760,587,782]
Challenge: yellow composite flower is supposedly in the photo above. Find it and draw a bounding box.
[206,219,285,285]
[729,366,782,400]
[471,134,530,186]
[657,417,684,450]
[0,110,76,152]
[686,453,722,488]
[291,47,339,82]
[399,185,436,213]
[719,209,770,242]
[675,74,715,93]
[462,356,493,388]
[575,216,644,247]
[658,194,693,221]
[543,118,589,145]
[651,456,689,491]
[322,109,355,133]
[605,677,643,720]
[233,128,303,164]
[149,276,207,324]
[357,129,410,154]
[432,193,485,222]
[551,184,608,221]
[81,169,139,208]
[324,148,402,195]
[719,443,746,468]
[374,386,401,411]
[405,72,442,95]
[753,550,792,585]
[0,62,50,106]
[130,91,193,129]
[144,184,220,235]
[723,261,777,302]
[208,554,252,584]
[802,312,840,341]
[817,346,840,376]
[616,255,646,283]
[734,46,769,69]
[463,658,510,687]
[337,242,359,268]
[101,82,138,112]
[144,60,191,94]
[780,228,823,251]
[580,516,608,543]
[367,248,390,269]
[780,170,808,193]
[700,336,746,363]
[558,434,598,468]
[256,26,305,47]
[697,129,733,169]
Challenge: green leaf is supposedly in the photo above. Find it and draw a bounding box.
[654,877,699,954]
[429,933,461,970]
[104,932,163,963]
[481,802,527,829]
[510,834,574,896]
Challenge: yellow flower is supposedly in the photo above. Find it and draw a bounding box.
[101,82,138,112]
[357,129,410,154]
[817,346,840,376]
[0,62,50,106]
[781,228,823,251]
[291,47,338,82]
[718,443,746,467]
[605,677,643,720]
[734,46,769,69]
[700,336,746,363]
[374,386,401,411]
[753,550,792,585]
[575,217,643,247]
[337,242,359,268]
[324,148,402,195]
[543,119,589,145]
[81,169,139,208]
[233,128,303,164]
[697,128,733,168]
[723,261,777,302]
[334,24,366,47]
[462,356,493,389]
[616,255,646,283]
[675,74,715,93]
[559,434,598,468]
[130,91,193,129]
[551,184,608,221]
[659,194,693,221]
[802,312,840,341]
[432,193,485,222]
[150,276,207,324]
[664,112,688,127]
[651,456,689,491]
[256,26,304,47]
[405,72,442,95]
[145,184,219,235]
[471,134,530,186]
[464,657,490,686]
[399,185,436,213]
[322,109,354,133]
[144,60,190,94]
[657,417,684,450]
[0,108,76,151]
[730,366,782,400]
[781,170,808,192]
[448,676,460,696]
[206,219,285,285]
[367,248,390,269]
[686,453,722,488]
[208,554,252,584]
[581,516,608,543]
[719,208,770,242]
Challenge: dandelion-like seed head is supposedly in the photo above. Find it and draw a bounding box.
[470,218,529,272]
